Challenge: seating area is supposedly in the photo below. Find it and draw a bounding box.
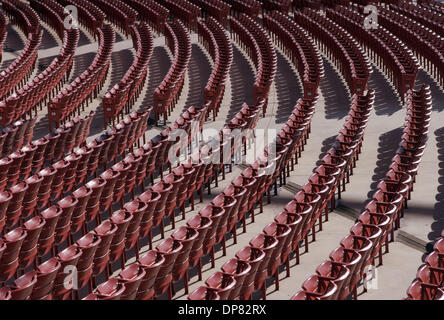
[0,0,442,302]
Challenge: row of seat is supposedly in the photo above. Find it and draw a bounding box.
[406,230,444,300]
[154,20,191,125]
[58,0,105,38]
[230,14,277,116]
[223,0,261,19]
[294,85,431,300]
[89,0,138,37]
[193,89,375,300]
[197,17,233,121]
[393,1,444,37]
[0,105,207,299]
[326,6,419,103]
[375,5,444,90]
[157,0,201,31]
[2,0,39,35]
[295,8,371,95]
[0,111,95,199]
[0,117,37,158]
[82,98,269,300]
[190,0,231,27]
[123,0,169,35]
[48,24,114,129]
[263,11,323,100]
[103,22,154,126]
[0,0,80,127]
[0,2,41,103]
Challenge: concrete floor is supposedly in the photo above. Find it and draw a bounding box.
[2,9,444,300]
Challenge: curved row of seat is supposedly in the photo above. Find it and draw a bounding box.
[224,0,261,19]
[88,0,138,37]
[326,6,419,103]
[48,24,114,129]
[2,0,39,35]
[374,5,444,90]
[123,0,169,35]
[0,1,41,103]
[30,0,67,40]
[0,111,95,199]
[192,89,375,300]
[0,117,37,157]
[0,0,82,127]
[393,1,444,37]
[154,20,191,124]
[263,11,323,100]
[293,85,431,300]
[230,14,277,116]
[0,111,155,299]
[197,17,233,121]
[157,0,201,31]
[190,0,231,27]
[294,8,371,95]
[103,22,154,126]
[406,231,444,300]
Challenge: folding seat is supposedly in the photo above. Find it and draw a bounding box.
[416,264,444,289]
[7,150,26,187]
[0,227,27,282]
[143,141,161,180]
[71,186,92,237]
[315,260,350,300]
[30,257,61,300]
[154,238,183,299]
[220,258,252,300]
[31,138,49,173]
[74,146,93,185]
[274,210,304,265]
[205,271,236,300]
[172,165,195,217]
[171,226,199,294]
[0,286,11,300]
[8,270,38,300]
[62,152,82,194]
[38,205,63,258]
[20,144,37,178]
[151,181,173,238]
[111,161,132,206]
[123,153,142,199]
[186,214,213,281]
[53,245,83,300]
[137,250,166,300]
[406,279,444,300]
[0,189,12,233]
[51,159,70,200]
[91,278,126,300]
[86,139,104,177]
[53,126,71,160]
[92,220,117,280]
[223,183,248,240]
[302,275,337,300]
[211,194,237,255]
[188,286,220,300]
[2,125,18,156]
[235,246,266,300]
[124,200,147,257]
[232,174,257,224]
[117,264,146,300]
[163,172,185,230]
[329,246,362,300]
[19,216,45,270]
[106,128,122,164]
[75,233,102,293]
[138,190,161,247]
[350,222,383,268]
[99,169,120,213]
[199,204,225,268]
[21,174,43,219]
[6,181,29,229]
[0,156,12,191]
[108,210,132,268]
[37,166,57,209]
[133,148,150,190]
[84,177,107,225]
